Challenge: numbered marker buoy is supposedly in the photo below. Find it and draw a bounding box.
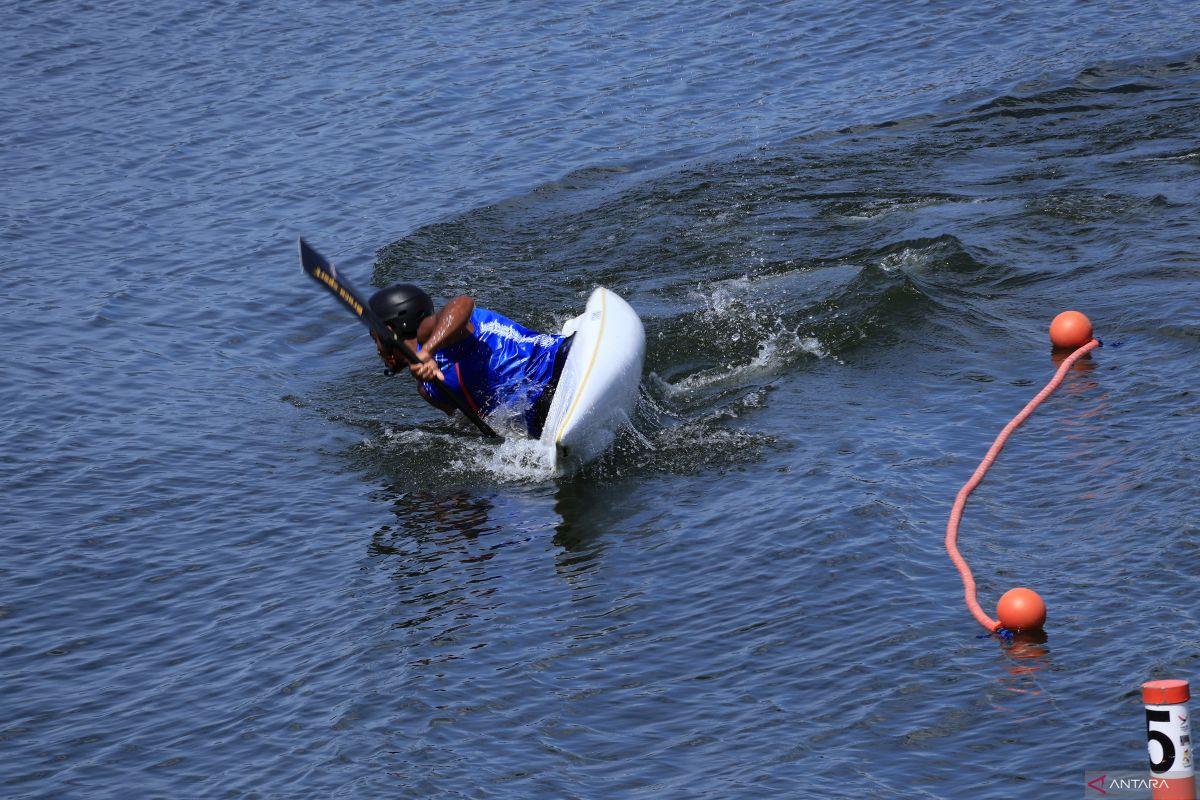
[1144,679,1195,800]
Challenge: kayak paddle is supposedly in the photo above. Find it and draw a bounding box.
[298,237,500,439]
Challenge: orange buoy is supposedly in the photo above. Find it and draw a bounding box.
[996,587,1046,631]
[1049,310,1093,349]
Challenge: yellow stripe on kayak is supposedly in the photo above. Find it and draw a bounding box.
[555,289,607,445]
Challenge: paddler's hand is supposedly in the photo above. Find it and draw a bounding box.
[409,350,445,383]
[372,333,402,372]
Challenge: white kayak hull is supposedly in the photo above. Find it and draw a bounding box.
[539,287,645,471]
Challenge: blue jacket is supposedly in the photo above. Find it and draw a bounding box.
[420,307,567,436]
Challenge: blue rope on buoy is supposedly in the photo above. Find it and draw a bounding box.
[980,628,1015,641]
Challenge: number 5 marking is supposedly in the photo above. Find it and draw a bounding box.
[1148,707,1177,774]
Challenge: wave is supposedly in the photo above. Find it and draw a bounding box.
[328,49,1200,485]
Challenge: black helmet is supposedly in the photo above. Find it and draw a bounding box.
[369,283,433,337]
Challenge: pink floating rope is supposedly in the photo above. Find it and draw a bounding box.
[945,337,1101,632]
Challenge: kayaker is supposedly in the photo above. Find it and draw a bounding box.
[367,283,572,437]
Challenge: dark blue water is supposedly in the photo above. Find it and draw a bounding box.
[4,1,1200,797]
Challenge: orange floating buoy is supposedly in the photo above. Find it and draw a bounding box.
[1049,310,1093,349]
[996,587,1046,631]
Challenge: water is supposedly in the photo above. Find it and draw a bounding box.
[3,1,1200,797]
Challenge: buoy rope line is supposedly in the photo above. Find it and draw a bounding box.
[945,337,1102,635]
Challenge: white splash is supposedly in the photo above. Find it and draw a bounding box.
[879,246,932,273]
[455,435,558,483]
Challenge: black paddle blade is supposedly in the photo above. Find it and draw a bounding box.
[298,237,383,333]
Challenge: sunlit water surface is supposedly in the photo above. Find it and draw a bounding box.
[3,1,1200,797]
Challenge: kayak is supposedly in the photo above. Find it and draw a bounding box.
[540,287,645,471]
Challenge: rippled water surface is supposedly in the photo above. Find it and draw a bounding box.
[4,1,1200,797]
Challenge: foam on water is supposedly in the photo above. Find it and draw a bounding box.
[662,328,824,395]
[373,418,559,485]
[454,436,558,484]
